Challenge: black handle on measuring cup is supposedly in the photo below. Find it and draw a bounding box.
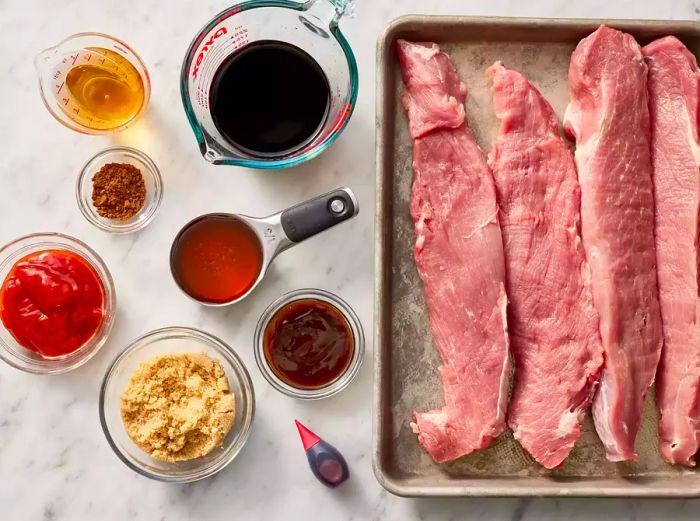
[280,187,358,243]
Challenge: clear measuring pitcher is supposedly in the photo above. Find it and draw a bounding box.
[35,33,150,134]
[180,0,358,168]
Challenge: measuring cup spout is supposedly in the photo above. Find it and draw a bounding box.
[34,46,58,75]
[199,138,229,165]
[35,33,78,73]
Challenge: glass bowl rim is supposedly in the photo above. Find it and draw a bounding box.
[98,326,256,482]
[75,146,163,234]
[0,232,116,374]
[254,288,364,400]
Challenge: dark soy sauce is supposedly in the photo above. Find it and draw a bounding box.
[209,40,331,157]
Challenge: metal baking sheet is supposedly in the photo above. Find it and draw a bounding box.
[373,15,700,497]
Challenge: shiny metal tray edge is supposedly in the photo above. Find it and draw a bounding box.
[373,15,700,498]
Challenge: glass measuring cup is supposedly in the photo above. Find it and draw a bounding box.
[180,0,358,168]
[35,33,151,134]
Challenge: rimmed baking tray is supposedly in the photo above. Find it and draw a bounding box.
[373,15,700,497]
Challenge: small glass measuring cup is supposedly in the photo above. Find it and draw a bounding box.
[170,187,358,305]
[35,33,150,134]
[180,0,358,168]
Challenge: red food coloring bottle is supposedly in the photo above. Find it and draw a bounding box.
[295,420,349,488]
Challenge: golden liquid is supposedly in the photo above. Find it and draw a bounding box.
[63,48,145,130]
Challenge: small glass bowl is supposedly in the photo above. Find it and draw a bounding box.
[0,233,116,374]
[99,327,255,482]
[76,146,163,234]
[254,288,364,400]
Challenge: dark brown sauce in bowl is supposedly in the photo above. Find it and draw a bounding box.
[263,299,354,390]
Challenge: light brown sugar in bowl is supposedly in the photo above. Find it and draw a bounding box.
[120,352,235,462]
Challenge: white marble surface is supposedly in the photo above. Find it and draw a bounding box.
[1,0,699,519]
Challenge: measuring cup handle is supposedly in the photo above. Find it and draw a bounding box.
[280,187,358,243]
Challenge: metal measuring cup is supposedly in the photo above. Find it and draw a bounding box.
[169,187,358,306]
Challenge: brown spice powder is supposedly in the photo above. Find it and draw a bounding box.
[120,352,236,462]
[92,162,146,221]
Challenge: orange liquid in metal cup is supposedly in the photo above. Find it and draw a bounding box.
[171,215,263,304]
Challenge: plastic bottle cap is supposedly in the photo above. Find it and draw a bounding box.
[295,419,321,450]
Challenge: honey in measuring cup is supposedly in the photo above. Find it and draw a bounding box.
[63,48,145,129]
[36,34,150,133]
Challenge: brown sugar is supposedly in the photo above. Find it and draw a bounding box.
[120,352,236,462]
[92,162,146,220]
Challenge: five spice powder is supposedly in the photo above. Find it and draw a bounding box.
[92,162,146,220]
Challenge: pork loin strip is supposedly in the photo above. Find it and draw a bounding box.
[644,35,700,467]
[397,40,510,462]
[563,26,663,462]
[488,61,603,469]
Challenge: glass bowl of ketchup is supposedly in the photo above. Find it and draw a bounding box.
[254,288,364,400]
[0,233,116,374]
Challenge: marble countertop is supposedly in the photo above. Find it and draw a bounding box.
[1,0,699,519]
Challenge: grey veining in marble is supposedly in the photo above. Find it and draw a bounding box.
[1,0,699,520]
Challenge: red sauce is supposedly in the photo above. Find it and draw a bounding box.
[263,299,354,389]
[0,249,105,358]
[170,214,263,304]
